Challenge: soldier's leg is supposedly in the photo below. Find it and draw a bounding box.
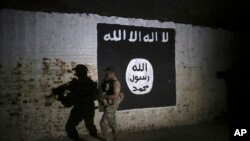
[83,109,97,137]
[107,104,119,141]
[65,108,83,140]
[100,109,112,141]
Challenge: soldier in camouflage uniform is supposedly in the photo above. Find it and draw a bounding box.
[100,66,121,141]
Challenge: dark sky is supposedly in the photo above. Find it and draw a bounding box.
[1,0,248,32]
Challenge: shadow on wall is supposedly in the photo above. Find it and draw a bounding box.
[216,56,250,125]
[49,64,99,140]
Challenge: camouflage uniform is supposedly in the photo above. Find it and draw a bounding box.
[100,78,121,141]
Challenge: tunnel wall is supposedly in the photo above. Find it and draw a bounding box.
[0,9,237,141]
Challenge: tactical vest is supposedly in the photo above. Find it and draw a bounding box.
[105,79,116,96]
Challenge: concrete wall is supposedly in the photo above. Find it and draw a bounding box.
[0,9,237,141]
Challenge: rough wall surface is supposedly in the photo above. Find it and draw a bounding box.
[0,9,236,141]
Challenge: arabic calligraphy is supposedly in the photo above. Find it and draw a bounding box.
[130,75,149,83]
[132,63,147,72]
[126,58,154,95]
[133,85,149,92]
[103,30,169,43]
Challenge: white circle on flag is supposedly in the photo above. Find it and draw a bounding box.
[126,58,154,95]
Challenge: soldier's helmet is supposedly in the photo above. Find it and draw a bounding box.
[104,66,116,73]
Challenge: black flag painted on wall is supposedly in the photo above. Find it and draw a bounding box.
[97,23,176,110]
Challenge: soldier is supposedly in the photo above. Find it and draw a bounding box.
[52,64,98,141]
[100,66,121,141]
